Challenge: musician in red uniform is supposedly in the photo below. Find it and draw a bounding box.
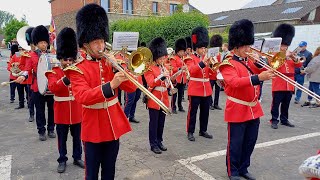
[270,24,302,129]
[208,34,223,110]
[219,19,275,180]
[144,37,170,154]
[16,25,55,141]
[185,27,213,141]
[170,38,188,114]
[64,4,136,179]
[45,27,84,173]
[7,44,19,104]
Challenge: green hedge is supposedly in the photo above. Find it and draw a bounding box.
[110,11,209,47]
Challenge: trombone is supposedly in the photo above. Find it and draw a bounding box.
[84,43,171,114]
[246,47,320,102]
[160,62,178,95]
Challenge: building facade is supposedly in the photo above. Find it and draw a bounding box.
[50,0,188,33]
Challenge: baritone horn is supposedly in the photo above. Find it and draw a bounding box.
[16,26,32,51]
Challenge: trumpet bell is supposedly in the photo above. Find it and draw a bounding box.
[268,51,286,69]
[128,47,153,75]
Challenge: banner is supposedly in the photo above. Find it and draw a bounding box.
[49,17,56,53]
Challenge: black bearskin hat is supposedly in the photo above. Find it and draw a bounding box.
[149,37,167,61]
[185,36,192,49]
[191,27,209,50]
[210,34,223,48]
[228,19,254,50]
[31,25,49,45]
[272,24,295,46]
[76,3,109,48]
[175,38,187,52]
[11,44,19,56]
[56,27,78,60]
[25,27,34,45]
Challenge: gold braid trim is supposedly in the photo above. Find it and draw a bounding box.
[63,65,84,75]
[45,70,56,74]
[219,57,234,68]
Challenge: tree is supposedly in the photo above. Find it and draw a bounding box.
[0,10,15,29]
[4,19,28,43]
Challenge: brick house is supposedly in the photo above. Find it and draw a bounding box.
[50,0,188,33]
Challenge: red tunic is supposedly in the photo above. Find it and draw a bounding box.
[144,64,170,110]
[7,54,20,80]
[24,51,41,92]
[272,58,302,92]
[64,53,136,143]
[170,55,187,84]
[19,51,32,85]
[219,56,264,123]
[45,67,82,125]
[185,54,212,97]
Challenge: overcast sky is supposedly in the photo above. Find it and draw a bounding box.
[0,0,252,26]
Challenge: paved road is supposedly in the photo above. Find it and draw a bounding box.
[0,49,319,180]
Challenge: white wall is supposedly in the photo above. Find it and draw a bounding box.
[289,24,320,54]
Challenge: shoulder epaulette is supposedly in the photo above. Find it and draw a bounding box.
[21,51,31,57]
[219,58,234,68]
[45,70,56,74]
[63,65,83,74]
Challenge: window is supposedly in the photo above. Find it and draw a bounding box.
[281,7,302,14]
[152,2,158,14]
[214,16,228,21]
[123,0,134,14]
[170,4,177,15]
[101,0,110,12]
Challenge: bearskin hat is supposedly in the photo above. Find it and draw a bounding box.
[175,38,187,52]
[185,36,192,49]
[272,23,295,46]
[56,27,78,60]
[191,27,209,50]
[11,44,19,56]
[149,37,167,61]
[25,27,34,45]
[228,19,254,50]
[210,34,223,48]
[140,42,146,47]
[31,25,49,45]
[76,3,109,48]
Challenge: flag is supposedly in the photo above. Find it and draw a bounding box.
[49,17,56,53]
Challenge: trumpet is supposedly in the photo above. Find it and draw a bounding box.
[160,62,178,95]
[287,49,306,63]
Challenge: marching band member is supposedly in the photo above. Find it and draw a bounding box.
[270,24,302,129]
[7,44,19,104]
[170,38,188,113]
[144,37,170,154]
[219,19,275,180]
[185,27,213,142]
[16,25,55,141]
[45,27,84,173]
[64,4,136,179]
[208,34,223,110]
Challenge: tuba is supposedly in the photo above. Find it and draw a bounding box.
[16,26,32,51]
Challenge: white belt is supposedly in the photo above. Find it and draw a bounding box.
[189,77,209,82]
[227,96,257,107]
[83,98,118,109]
[54,96,75,102]
[154,86,167,92]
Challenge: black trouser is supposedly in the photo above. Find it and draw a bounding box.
[226,119,260,176]
[124,89,141,119]
[56,123,82,163]
[84,140,119,180]
[187,96,210,133]
[33,92,54,135]
[17,84,27,107]
[9,79,17,101]
[209,80,221,106]
[27,86,35,117]
[148,108,166,148]
[271,91,293,124]
[171,82,185,110]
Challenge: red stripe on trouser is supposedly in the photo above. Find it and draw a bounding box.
[270,92,274,123]
[83,142,87,180]
[227,123,231,176]
[186,96,191,132]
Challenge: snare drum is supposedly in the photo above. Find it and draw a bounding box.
[37,53,61,95]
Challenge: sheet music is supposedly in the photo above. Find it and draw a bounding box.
[207,47,220,57]
[261,38,282,53]
[112,32,139,51]
[252,39,264,51]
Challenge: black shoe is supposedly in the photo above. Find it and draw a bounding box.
[28,116,34,122]
[10,100,14,103]
[158,143,167,151]
[15,106,24,109]
[271,123,278,129]
[73,160,85,169]
[187,133,195,141]
[301,101,311,107]
[281,121,295,127]
[309,104,320,108]
[48,131,56,138]
[57,162,66,173]
[199,131,213,139]
[172,109,177,114]
[151,146,162,154]
[209,106,215,110]
[178,108,185,112]
[129,117,140,123]
[39,134,47,141]
[229,176,241,180]
[214,105,222,110]
[240,172,256,180]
